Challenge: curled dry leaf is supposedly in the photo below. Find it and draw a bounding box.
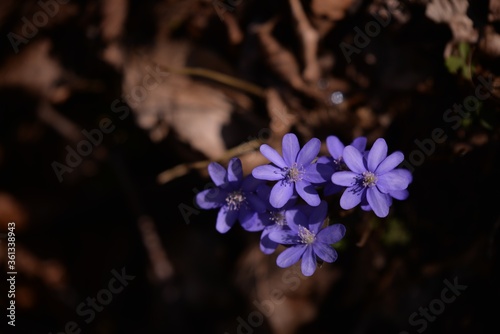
[99,0,129,69]
[289,0,321,83]
[479,25,500,58]
[425,0,478,43]
[253,18,305,91]
[0,39,64,98]
[121,41,233,159]
[309,0,357,36]
[489,0,500,22]
[311,0,355,21]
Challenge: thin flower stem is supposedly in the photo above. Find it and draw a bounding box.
[135,51,266,98]
[356,220,373,247]
[173,67,266,98]
[157,138,263,185]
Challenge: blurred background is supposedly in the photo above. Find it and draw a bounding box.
[1,0,500,333]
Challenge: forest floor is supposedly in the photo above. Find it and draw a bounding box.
[1,0,500,333]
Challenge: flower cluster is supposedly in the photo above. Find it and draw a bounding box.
[195,133,412,276]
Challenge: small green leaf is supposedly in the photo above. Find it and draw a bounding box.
[382,218,410,246]
[462,117,473,128]
[458,41,470,58]
[445,42,473,79]
[445,56,466,74]
[479,118,493,130]
[332,238,347,251]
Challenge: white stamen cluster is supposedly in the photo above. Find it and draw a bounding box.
[362,171,378,187]
[226,190,246,210]
[271,211,286,226]
[298,225,316,244]
[284,163,305,183]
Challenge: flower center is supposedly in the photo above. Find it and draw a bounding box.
[270,211,286,226]
[226,190,246,210]
[362,171,378,187]
[284,163,305,183]
[298,225,316,244]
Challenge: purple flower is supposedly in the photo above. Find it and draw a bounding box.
[268,201,346,276]
[252,133,331,208]
[196,158,267,233]
[316,135,367,196]
[253,185,298,254]
[331,138,412,218]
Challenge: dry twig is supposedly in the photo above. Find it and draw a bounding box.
[289,0,321,83]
